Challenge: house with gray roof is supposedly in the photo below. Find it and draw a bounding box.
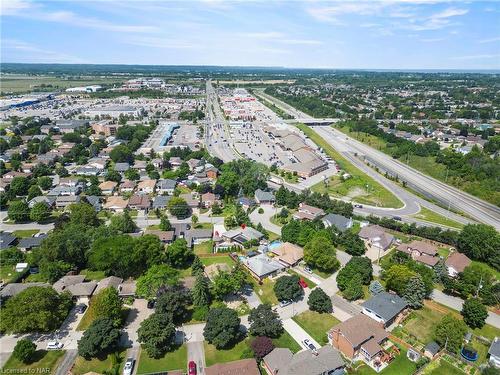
[152,195,172,210]
[114,162,130,173]
[0,282,50,299]
[489,337,500,368]
[94,276,123,295]
[156,179,177,195]
[242,253,284,281]
[424,341,440,359]
[48,184,82,196]
[185,229,212,247]
[0,232,17,250]
[254,189,275,205]
[322,213,353,232]
[18,234,47,251]
[84,195,102,212]
[222,226,264,246]
[263,345,345,375]
[28,196,56,208]
[55,195,81,209]
[361,291,407,327]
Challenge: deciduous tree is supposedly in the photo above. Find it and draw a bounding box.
[137,313,176,359]
[462,298,488,329]
[248,304,283,338]
[203,307,241,349]
[273,275,303,302]
[308,288,332,313]
[78,318,120,359]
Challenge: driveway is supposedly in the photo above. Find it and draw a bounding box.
[282,318,320,350]
[187,341,206,375]
[120,299,153,347]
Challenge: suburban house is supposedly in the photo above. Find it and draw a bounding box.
[0,282,50,299]
[94,276,123,295]
[238,196,256,210]
[18,234,48,251]
[132,160,147,171]
[169,157,183,169]
[144,230,175,244]
[152,195,172,210]
[104,196,129,212]
[137,179,156,194]
[205,166,219,180]
[488,337,500,368]
[128,194,151,211]
[201,192,218,208]
[242,253,284,281]
[263,346,345,375]
[292,203,325,221]
[254,189,275,205]
[221,226,264,247]
[361,292,407,327]
[185,229,213,247]
[322,213,353,232]
[397,240,439,267]
[120,180,136,193]
[445,252,471,277]
[328,314,391,372]
[180,193,200,209]
[55,195,80,209]
[28,196,56,208]
[47,184,82,196]
[99,181,118,195]
[269,242,304,267]
[358,225,395,253]
[0,232,17,250]
[205,358,260,375]
[53,275,97,302]
[156,179,177,195]
[114,162,130,173]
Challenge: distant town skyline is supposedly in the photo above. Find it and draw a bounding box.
[1,0,499,70]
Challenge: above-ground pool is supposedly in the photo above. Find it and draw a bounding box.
[461,347,478,362]
[267,241,283,251]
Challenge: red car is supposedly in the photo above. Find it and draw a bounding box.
[298,278,308,288]
[188,361,197,375]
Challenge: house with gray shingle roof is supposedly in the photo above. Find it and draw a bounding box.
[242,253,284,281]
[322,213,353,232]
[0,232,17,250]
[361,291,407,327]
[254,189,275,205]
[489,337,500,368]
[18,234,47,251]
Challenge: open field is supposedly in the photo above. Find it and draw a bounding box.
[296,123,402,208]
[412,207,464,229]
[136,345,187,374]
[292,310,340,345]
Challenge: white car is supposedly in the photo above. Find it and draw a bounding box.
[303,339,317,352]
[279,300,292,308]
[123,358,135,375]
[46,341,63,350]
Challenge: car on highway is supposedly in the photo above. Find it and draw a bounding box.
[279,300,292,308]
[47,341,63,350]
[298,279,308,289]
[123,358,135,375]
[302,339,317,352]
[188,360,197,375]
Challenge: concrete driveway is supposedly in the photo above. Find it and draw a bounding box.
[282,318,320,350]
[120,299,153,347]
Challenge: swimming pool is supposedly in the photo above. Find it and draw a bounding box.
[267,241,283,251]
[238,255,247,262]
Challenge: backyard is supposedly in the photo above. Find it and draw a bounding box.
[200,255,235,268]
[136,345,187,374]
[1,350,65,374]
[351,345,417,375]
[248,277,278,306]
[292,310,340,345]
[194,240,214,255]
[71,350,126,375]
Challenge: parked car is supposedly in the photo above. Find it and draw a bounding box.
[76,304,87,314]
[303,339,317,352]
[393,216,402,221]
[188,360,197,375]
[304,266,313,274]
[123,358,135,375]
[354,204,363,208]
[147,299,156,309]
[47,341,63,350]
[279,300,292,308]
[298,279,308,288]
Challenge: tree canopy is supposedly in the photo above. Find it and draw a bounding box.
[137,313,176,359]
[248,304,283,338]
[273,275,303,302]
[303,234,340,273]
[308,288,333,313]
[203,307,241,349]
[77,318,120,359]
[136,264,179,300]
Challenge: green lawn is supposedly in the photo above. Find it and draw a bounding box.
[296,123,402,209]
[412,207,464,230]
[437,247,451,258]
[204,338,252,367]
[79,269,107,281]
[292,310,340,345]
[0,265,23,283]
[423,357,467,375]
[12,229,39,238]
[194,223,214,230]
[352,345,417,375]
[399,306,444,345]
[272,331,302,353]
[136,345,187,374]
[471,260,500,281]
[71,350,126,375]
[1,350,65,374]
[194,240,214,255]
[249,277,278,306]
[200,255,235,267]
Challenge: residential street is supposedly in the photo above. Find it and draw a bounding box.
[248,204,281,235]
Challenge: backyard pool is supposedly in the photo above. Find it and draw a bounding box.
[268,241,283,251]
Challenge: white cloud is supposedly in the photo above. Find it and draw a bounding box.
[479,36,500,43]
[0,0,33,16]
[238,32,323,45]
[452,53,500,61]
[2,39,87,63]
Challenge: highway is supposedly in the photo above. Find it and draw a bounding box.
[257,90,500,230]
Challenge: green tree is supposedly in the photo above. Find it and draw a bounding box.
[13,339,36,364]
[30,202,50,223]
[203,307,241,349]
[124,168,140,181]
[8,200,30,222]
[303,235,340,273]
[109,145,133,163]
[307,288,333,313]
[88,287,123,327]
[27,185,42,201]
[336,256,373,291]
[10,177,30,196]
[273,275,303,302]
[159,215,172,231]
[433,314,467,354]
[338,231,366,256]
[403,274,427,309]
[248,304,283,338]
[78,318,120,359]
[106,169,122,183]
[137,313,176,359]
[136,265,179,300]
[168,197,190,218]
[0,286,72,333]
[343,274,364,301]
[192,273,211,307]
[69,202,100,227]
[191,256,204,276]
[109,210,137,233]
[384,264,416,296]
[462,298,488,329]
[37,176,53,190]
[156,286,191,324]
[458,224,500,269]
[167,238,193,267]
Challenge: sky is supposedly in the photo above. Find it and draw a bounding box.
[1,0,500,70]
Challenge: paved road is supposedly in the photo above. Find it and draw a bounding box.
[260,90,498,229]
[54,349,78,375]
[431,289,500,329]
[249,204,281,234]
[187,341,206,375]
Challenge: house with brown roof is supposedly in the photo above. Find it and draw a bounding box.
[359,225,395,260]
[328,314,391,372]
[292,203,325,221]
[445,252,471,277]
[137,179,156,194]
[397,240,439,267]
[270,242,304,267]
[201,192,218,208]
[128,194,151,211]
[180,193,200,208]
[120,180,136,193]
[104,196,129,212]
[205,358,259,375]
[99,181,118,195]
[144,230,175,244]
